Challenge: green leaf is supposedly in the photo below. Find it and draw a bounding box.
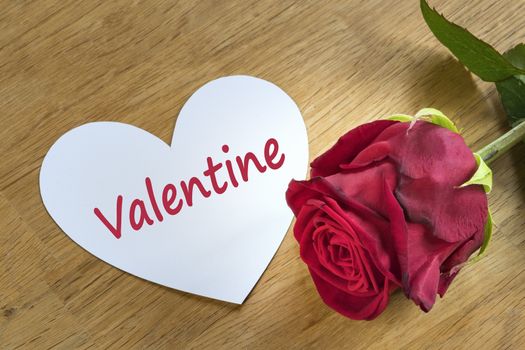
[420,0,525,82]
[415,108,459,133]
[496,78,525,126]
[460,153,493,193]
[469,210,493,264]
[495,44,525,126]
[505,43,525,68]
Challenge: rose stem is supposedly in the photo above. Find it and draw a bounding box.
[477,121,525,165]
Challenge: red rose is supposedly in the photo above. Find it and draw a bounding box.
[286,119,488,320]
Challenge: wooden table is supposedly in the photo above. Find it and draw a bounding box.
[1,0,524,348]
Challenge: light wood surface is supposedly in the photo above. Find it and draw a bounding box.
[1,0,524,349]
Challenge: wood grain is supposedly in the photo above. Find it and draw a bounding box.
[1,0,524,348]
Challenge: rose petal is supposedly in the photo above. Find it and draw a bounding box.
[437,234,484,296]
[340,141,392,170]
[296,200,379,297]
[310,120,398,177]
[286,177,341,217]
[380,121,488,242]
[323,162,402,285]
[401,222,462,311]
[310,269,391,320]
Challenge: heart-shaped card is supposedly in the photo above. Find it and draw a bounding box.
[40,75,308,303]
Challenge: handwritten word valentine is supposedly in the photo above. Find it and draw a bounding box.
[94,137,285,239]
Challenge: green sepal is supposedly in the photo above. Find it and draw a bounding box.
[415,108,459,133]
[468,210,493,264]
[386,114,413,122]
[460,153,493,193]
[386,108,460,134]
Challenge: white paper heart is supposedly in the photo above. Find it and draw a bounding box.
[40,75,308,303]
